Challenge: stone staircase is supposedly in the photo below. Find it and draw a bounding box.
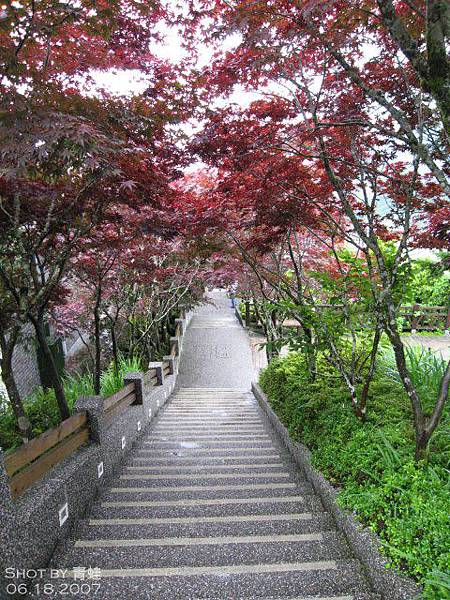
[45,388,377,599]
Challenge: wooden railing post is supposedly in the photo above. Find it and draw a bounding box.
[163,356,175,375]
[411,303,420,332]
[148,362,164,386]
[124,373,144,404]
[170,336,180,357]
[175,318,184,337]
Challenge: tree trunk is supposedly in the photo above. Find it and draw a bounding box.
[0,327,32,441]
[302,325,317,382]
[359,325,382,421]
[30,313,70,421]
[245,301,251,326]
[111,323,119,379]
[93,285,102,395]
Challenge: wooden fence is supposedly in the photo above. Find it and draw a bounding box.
[5,411,89,499]
[399,305,450,331]
[3,315,185,499]
[104,382,137,423]
[241,301,450,332]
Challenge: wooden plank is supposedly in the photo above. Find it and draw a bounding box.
[144,368,157,383]
[175,323,181,337]
[5,412,87,477]
[104,392,136,423]
[104,383,135,411]
[163,364,171,376]
[10,428,89,499]
[145,375,158,387]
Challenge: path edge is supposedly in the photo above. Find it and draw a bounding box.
[252,382,422,600]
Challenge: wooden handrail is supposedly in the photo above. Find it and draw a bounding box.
[5,411,87,477]
[5,412,89,498]
[103,382,135,412]
[9,429,89,499]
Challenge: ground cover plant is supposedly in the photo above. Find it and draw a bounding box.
[260,348,450,599]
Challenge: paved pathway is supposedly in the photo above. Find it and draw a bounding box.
[177,290,255,389]
[48,292,376,599]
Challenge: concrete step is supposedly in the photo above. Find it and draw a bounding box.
[100,486,315,505]
[119,470,297,482]
[129,455,290,466]
[117,471,296,482]
[156,419,264,425]
[149,423,267,428]
[89,494,325,519]
[142,438,277,445]
[134,449,284,458]
[33,560,374,600]
[122,462,289,472]
[56,531,352,569]
[74,512,337,540]
[159,414,262,419]
[148,431,271,438]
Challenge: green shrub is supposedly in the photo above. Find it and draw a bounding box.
[260,350,450,599]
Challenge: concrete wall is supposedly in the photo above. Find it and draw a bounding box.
[0,310,193,579]
[10,326,41,400]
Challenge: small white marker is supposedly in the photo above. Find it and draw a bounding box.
[97,462,104,479]
[59,503,69,527]
[137,421,142,432]
[121,436,126,450]
[148,408,152,418]
[157,399,160,408]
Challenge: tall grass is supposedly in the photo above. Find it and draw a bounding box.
[379,345,449,461]
[380,345,448,409]
[403,346,448,412]
[100,354,143,397]
[64,372,95,409]
[425,569,450,599]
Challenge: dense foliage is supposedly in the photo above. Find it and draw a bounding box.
[406,255,450,307]
[260,349,450,599]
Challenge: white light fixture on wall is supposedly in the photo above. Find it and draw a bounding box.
[58,503,69,527]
